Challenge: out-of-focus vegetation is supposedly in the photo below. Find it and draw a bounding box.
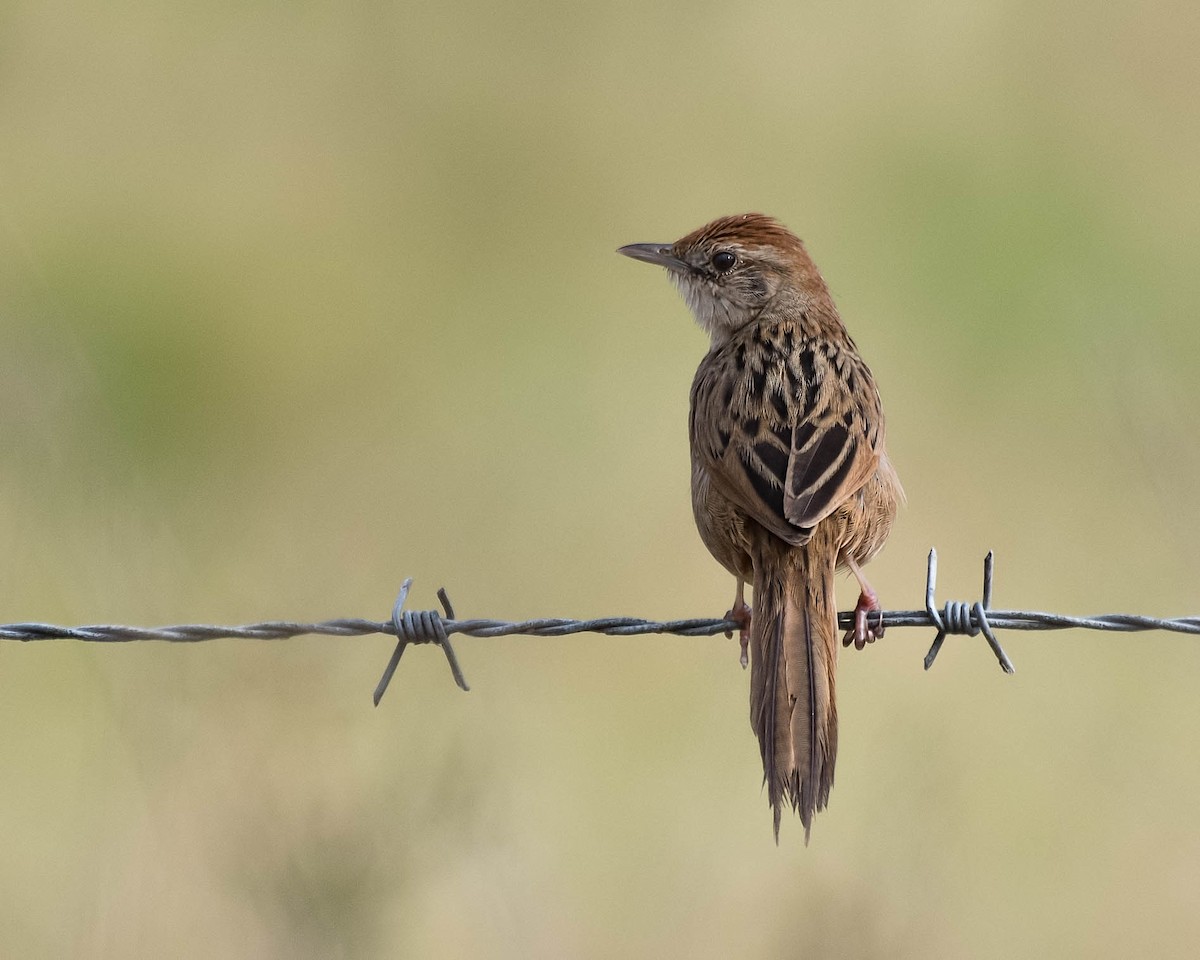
[2,2,1200,956]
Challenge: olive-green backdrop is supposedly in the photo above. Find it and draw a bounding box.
[2,2,1199,956]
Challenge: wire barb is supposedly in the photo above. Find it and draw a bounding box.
[373,579,470,706]
[923,549,1015,673]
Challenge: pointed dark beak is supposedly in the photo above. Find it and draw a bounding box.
[617,243,688,273]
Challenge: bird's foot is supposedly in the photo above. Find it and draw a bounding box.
[843,587,883,650]
[724,598,753,668]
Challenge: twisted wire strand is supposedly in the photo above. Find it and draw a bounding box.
[8,610,1200,644]
[4,550,1199,703]
[0,615,743,644]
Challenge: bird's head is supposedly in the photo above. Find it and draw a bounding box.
[618,213,832,344]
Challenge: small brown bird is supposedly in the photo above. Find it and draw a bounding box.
[619,214,901,839]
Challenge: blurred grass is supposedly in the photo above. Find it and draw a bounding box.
[3,0,1200,956]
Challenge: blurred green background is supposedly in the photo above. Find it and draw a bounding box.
[3,1,1200,956]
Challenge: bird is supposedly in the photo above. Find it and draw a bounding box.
[618,214,902,839]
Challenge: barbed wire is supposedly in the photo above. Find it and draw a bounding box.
[3,549,1199,705]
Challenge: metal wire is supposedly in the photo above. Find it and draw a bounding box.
[5,549,1200,704]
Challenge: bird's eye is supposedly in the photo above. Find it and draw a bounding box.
[712,251,737,272]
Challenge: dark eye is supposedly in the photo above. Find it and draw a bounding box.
[712,251,737,272]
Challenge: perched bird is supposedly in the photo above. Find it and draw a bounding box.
[618,214,901,839]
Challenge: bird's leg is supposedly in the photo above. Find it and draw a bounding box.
[843,558,883,650]
[723,578,752,668]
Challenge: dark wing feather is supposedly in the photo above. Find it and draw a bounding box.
[784,418,877,529]
[693,324,881,545]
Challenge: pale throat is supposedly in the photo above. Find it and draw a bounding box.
[670,273,758,345]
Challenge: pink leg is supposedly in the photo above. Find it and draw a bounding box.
[843,558,884,650]
[724,578,752,669]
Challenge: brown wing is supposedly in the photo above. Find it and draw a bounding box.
[691,326,881,546]
[783,403,879,529]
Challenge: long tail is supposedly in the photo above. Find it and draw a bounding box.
[749,541,839,841]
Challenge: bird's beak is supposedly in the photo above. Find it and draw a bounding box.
[617,243,688,273]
